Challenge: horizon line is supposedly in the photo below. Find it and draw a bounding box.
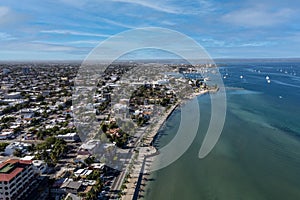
[1,57,300,64]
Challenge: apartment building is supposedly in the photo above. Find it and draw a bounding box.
[0,159,36,200]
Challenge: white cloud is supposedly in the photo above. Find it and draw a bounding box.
[222,7,295,27]
[111,0,179,14]
[40,30,110,37]
[68,40,100,45]
[59,0,89,7]
[34,40,101,46]
[0,6,26,25]
[99,18,136,29]
[0,32,16,41]
[0,6,10,18]
[199,37,276,48]
[238,41,275,47]
[3,41,83,52]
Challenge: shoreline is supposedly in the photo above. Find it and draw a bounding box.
[121,88,216,200]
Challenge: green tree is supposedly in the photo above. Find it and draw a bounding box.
[0,143,9,152]
[13,149,23,157]
[36,94,45,102]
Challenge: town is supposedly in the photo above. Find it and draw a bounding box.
[0,62,217,200]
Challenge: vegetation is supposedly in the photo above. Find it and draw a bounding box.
[86,169,101,180]
[101,122,130,148]
[0,143,9,152]
[1,102,30,115]
[80,172,103,200]
[36,94,45,102]
[84,156,96,165]
[35,137,68,164]
[13,149,23,157]
[0,116,16,124]
[36,126,76,139]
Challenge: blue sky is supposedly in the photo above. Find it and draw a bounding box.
[0,0,300,60]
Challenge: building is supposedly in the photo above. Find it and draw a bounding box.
[61,180,82,194]
[51,178,83,198]
[0,159,36,200]
[20,157,47,174]
[56,133,79,142]
[4,142,31,156]
[4,92,22,99]
[0,130,13,140]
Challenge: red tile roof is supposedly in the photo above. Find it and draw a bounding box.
[0,159,32,182]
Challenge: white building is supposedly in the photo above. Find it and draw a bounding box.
[0,130,13,140]
[56,133,79,142]
[4,142,31,156]
[20,156,47,174]
[4,92,22,99]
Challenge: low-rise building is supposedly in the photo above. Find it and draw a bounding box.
[56,133,79,142]
[4,92,22,99]
[0,130,13,140]
[4,142,31,156]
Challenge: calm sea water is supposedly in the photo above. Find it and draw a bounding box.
[144,62,300,200]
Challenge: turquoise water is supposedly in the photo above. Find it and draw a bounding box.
[144,62,300,200]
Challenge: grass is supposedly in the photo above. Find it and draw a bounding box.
[0,163,15,173]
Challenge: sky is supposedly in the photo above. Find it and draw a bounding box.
[0,0,300,60]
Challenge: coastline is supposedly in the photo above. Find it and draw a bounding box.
[121,88,216,200]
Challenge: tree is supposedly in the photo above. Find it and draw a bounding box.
[13,149,23,157]
[13,127,22,134]
[101,124,108,133]
[0,143,9,152]
[58,104,64,111]
[84,156,96,166]
[36,94,45,102]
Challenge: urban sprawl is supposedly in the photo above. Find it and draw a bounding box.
[0,62,217,200]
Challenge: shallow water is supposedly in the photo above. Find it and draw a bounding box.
[144,62,300,200]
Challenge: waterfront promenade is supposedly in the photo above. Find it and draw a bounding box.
[120,89,215,200]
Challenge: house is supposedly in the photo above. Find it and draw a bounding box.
[56,133,79,142]
[5,142,31,156]
[74,168,93,178]
[61,180,83,194]
[0,129,14,140]
[4,92,22,99]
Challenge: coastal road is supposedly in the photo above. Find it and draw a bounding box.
[109,106,172,199]
[109,125,151,198]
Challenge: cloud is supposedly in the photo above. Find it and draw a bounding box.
[60,0,88,7]
[40,30,111,37]
[33,40,101,46]
[160,20,176,26]
[99,18,136,29]
[0,6,10,18]
[111,0,217,16]
[0,32,16,41]
[199,37,276,48]
[221,7,295,27]
[68,40,100,45]
[0,6,27,26]
[111,0,179,14]
[238,41,276,47]
[2,41,77,52]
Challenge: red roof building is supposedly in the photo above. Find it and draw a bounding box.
[0,159,36,200]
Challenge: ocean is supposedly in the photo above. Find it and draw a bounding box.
[143,61,300,200]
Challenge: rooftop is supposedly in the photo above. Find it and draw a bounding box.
[0,163,15,173]
[0,159,32,182]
